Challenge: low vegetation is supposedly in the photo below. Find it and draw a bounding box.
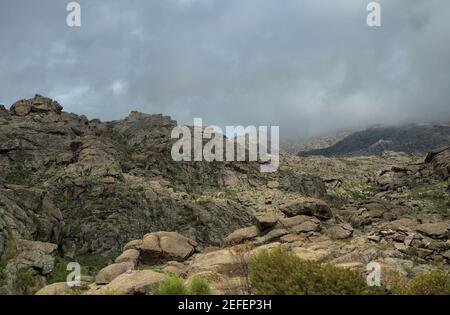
[383,269,450,295]
[152,275,211,295]
[249,248,375,295]
[249,248,450,295]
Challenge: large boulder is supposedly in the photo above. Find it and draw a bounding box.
[95,270,166,295]
[416,223,449,239]
[328,223,354,240]
[224,226,259,245]
[136,231,197,264]
[5,240,58,276]
[188,249,238,273]
[279,197,332,220]
[95,262,135,285]
[35,282,71,295]
[255,212,279,231]
[10,95,62,116]
[114,249,140,265]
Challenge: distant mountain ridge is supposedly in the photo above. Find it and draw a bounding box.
[298,124,450,157]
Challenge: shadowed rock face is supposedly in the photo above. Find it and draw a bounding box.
[299,125,450,157]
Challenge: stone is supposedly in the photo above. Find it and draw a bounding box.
[138,232,196,264]
[158,231,196,260]
[279,197,332,220]
[278,215,312,228]
[10,99,31,116]
[5,240,58,276]
[367,235,381,242]
[96,270,166,295]
[280,234,303,243]
[328,223,354,240]
[255,212,278,231]
[260,228,288,243]
[387,218,419,230]
[115,249,140,265]
[35,282,71,295]
[123,239,143,251]
[189,248,238,273]
[291,219,320,233]
[139,234,162,262]
[224,226,259,245]
[95,262,135,284]
[415,223,449,239]
[291,247,330,262]
[267,180,280,189]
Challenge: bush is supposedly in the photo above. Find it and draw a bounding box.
[153,275,211,295]
[46,257,71,284]
[14,270,36,293]
[386,269,450,295]
[153,275,188,295]
[189,276,211,295]
[4,164,33,185]
[249,248,373,295]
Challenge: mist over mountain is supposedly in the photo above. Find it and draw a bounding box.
[298,123,450,157]
[1,0,450,139]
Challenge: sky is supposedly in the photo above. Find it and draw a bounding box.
[0,0,449,140]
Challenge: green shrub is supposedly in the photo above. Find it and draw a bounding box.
[153,275,212,295]
[153,275,188,295]
[46,257,71,284]
[387,270,450,295]
[4,164,33,185]
[249,248,373,295]
[14,270,36,292]
[189,276,211,295]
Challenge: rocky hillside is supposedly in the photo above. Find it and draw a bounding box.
[35,146,450,295]
[0,95,449,295]
[299,124,450,157]
[0,95,324,294]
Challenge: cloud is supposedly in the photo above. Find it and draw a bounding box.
[0,0,449,139]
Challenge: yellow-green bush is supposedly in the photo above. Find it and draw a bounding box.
[385,269,450,295]
[189,276,211,295]
[153,275,188,295]
[249,248,374,295]
[153,275,211,295]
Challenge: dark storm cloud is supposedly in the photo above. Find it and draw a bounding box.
[0,0,449,139]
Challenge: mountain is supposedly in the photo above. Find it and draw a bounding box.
[0,95,449,295]
[298,124,450,157]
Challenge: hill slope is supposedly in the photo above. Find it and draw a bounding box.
[299,124,450,157]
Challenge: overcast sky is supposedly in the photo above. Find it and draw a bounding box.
[0,0,449,139]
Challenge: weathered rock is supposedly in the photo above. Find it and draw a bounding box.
[9,95,63,116]
[96,270,166,295]
[277,215,313,228]
[255,212,278,231]
[10,99,31,116]
[416,223,449,239]
[291,219,320,233]
[224,226,259,245]
[258,228,288,244]
[115,249,140,265]
[189,249,237,273]
[267,180,280,189]
[158,231,196,260]
[5,240,58,276]
[328,223,354,240]
[35,282,71,295]
[279,197,332,220]
[387,218,419,230]
[137,232,196,264]
[95,261,135,285]
[291,247,330,262]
